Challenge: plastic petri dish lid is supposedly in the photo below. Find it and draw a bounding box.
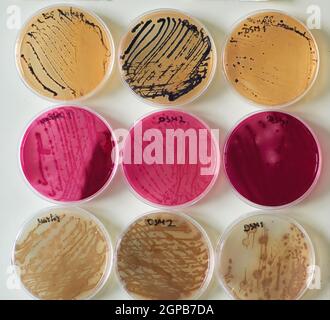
[19,105,118,204]
[15,5,115,102]
[115,211,214,300]
[223,110,321,209]
[121,109,220,208]
[216,212,315,300]
[118,9,217,107]
[12,206,112,300]
[222,10,319,108]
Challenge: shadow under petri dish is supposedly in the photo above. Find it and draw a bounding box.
[223,11,319,107]
[119,9,216,106]
[122,109,219,208]
[116,212,213,300]
[16,5,114,101]
[224,111,320,208]
[217,213,315,300]
[20,106,117,203]
[13,207,111,300]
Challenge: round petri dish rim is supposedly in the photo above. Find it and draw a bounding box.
[215,211,316,300]
[117,8,218,108]
[11,205,114,300]
[114,210,215,300]
[222,109,322,210]
[221,9,320,109]
[120,107,221,210]
[18,104,119,205]
[15,3,116,103]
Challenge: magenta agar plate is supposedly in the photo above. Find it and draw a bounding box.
[224,111,321,208]
[122,109,219,208]
[20,106,117,203]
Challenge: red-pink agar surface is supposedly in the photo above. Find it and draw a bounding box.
[224,111,320,207]
[122,110,219,207]
[20,106,116,202]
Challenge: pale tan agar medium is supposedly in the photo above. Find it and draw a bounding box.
[115,212,214,300]
[12,207,112,300]
[217,213,315,300]
[16,5,114,101]
[118,9,217,107]
[223,11,319,107]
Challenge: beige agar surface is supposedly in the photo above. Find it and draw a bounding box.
[223,11,319,107]
[13,207,110,300]
[16,6,113,101]
[116,212,212,300]
[218,214,314,300]
[119,10,216,106]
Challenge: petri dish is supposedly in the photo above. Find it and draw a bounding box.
[16,5,115,102]
[216,213,315,300]
[223,10,319,107]
[19,105,118,203]
[115,211,214,300]
[224,111,321,209]
[12,206,112,300]
[121,109,220,208]
[118,9,217,107]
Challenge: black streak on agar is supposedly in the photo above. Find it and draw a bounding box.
[120,16,213,102]
[19,7,109,99]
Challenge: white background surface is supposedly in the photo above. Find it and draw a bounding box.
[0,0,329,300]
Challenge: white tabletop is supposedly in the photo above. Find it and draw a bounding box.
[0,0,329,300]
